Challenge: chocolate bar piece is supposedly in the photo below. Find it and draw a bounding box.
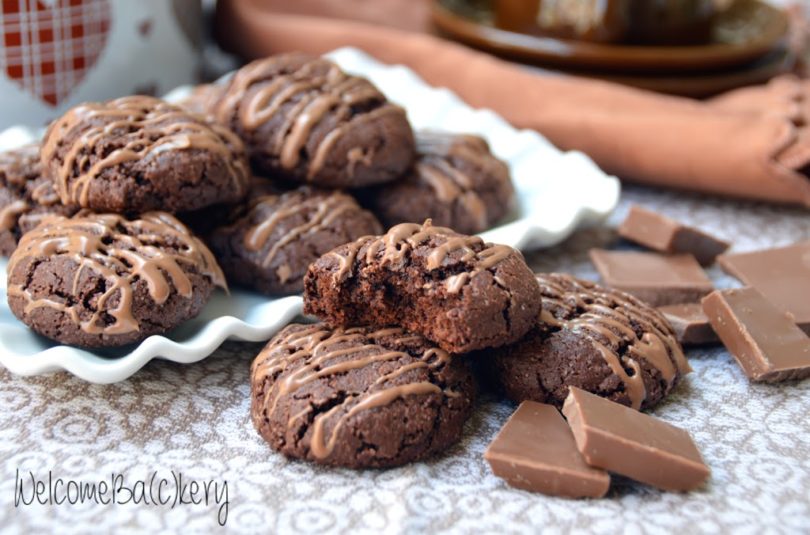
[702,288,810,382]
[590,249,713,307]
[658,303,718,345]
[618,205,730,266]
[563,387,709,492]
[484,401,610,498]
[718,242,810,335]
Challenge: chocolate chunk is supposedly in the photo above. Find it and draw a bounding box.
[7,212,226,347]
[563,387,710,492]
[304,220,541,354]
[590,249,713,307]
[360,132,515,234]
[212,53,415,188]
[484,401,610,498]
[702,288,810,382]
[41,96,250,214]
[718,242,810,335]
[618,205,730,266]
[250,323,475,468]
[658,303,718,346]
[489,273,690,411]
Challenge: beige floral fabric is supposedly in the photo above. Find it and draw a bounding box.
[1,186,809,533]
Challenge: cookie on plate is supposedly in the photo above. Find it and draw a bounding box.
[7,212,226,347]
[0,144,78,256]
[211,53,415,188]
[361,132,514,234]
[41,95,250,213]
[208,183,382,295]
[304,220,541,353]
[488,273,691,411]
[250,323,475,468]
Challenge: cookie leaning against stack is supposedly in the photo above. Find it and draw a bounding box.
[304,220,541,353]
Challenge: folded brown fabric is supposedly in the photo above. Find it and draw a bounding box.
[215,0,810,208]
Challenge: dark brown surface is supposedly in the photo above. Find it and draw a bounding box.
[304,220,541,354]
[702,288,810,382]
[0,144,77,256]
[208,183,382,295]
[590,249,713,307]
[488,273,690,411]
[360,131,514,235]
[658,303,718,346]
[41,96,250,214]
[250,323,475,468]
[718,242,810,335]
[563,386,710,492]
[484,400,610,498]
[211,53,415,188]
[6,213,225,348]
[618,205,730,266]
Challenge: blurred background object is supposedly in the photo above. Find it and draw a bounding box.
[0,0,202,130]
[215,0,805,98]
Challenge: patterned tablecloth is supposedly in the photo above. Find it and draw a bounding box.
[1,185,809,534]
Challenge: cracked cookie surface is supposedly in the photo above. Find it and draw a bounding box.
[361,131,514,234]
[41,95,250,213]
[211,53,415,188]
[487,273,691,411]
[250,323,475,468]
[7,212,226,347]
[207,181,382,295]
[0,144,78,256]
[303,220,541,354]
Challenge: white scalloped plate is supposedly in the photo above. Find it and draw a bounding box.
[0,47,619,383]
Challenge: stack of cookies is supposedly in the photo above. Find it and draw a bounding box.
[250,220,542,468]
[1,52,516,349]
[2,95,250,347]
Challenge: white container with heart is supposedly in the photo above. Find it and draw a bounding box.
[0,0,202,130]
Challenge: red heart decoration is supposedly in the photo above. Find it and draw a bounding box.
[0,0,111,107]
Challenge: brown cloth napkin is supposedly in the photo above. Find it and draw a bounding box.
[215,0,810,208]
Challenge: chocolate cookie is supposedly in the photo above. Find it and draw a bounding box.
[7,212,226,347]
[0,144,78,256]
[488,273,691,411]
[362,132,514,234]
[250,323,475,468]
[41,95,250,213]
[211,53,415,188]
[208,184,382,295]
[304,220,541,353]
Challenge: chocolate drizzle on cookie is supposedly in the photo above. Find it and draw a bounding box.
[7,212,226,335]
[41,95,249,207]
[329,220,513,294]
[214,54,406,181]
[251,324,458,460]
[243,189,366,274]
[414,132,507,231]
[537,274,690,410]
